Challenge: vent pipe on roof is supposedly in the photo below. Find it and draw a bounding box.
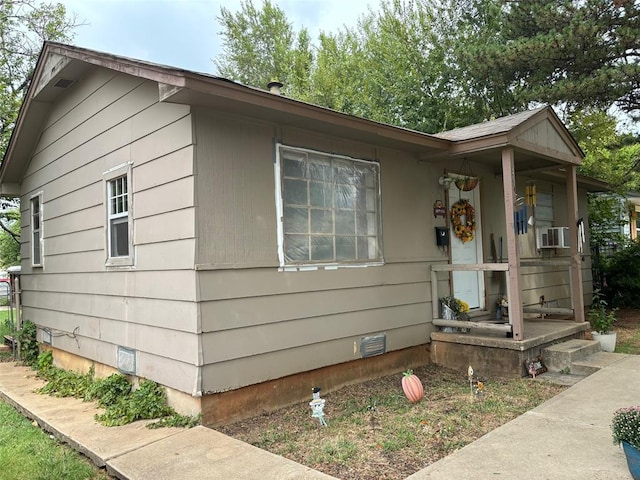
[267,80,283,95]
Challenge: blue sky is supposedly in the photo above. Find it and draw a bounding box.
[58,0,376,74]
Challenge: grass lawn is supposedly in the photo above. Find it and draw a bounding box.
[0,308,17,337]
[0,309,17,362]
[0,400,109,479]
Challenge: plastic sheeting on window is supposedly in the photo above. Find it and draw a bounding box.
[280,147,382,265]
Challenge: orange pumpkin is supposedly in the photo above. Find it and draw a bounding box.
[402,370,424,403]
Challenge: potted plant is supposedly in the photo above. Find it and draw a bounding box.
[440,295,470,332]
[612,406,640,479]
[588,289,617,352]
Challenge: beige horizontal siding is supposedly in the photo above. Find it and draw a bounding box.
[201,323,429,393]
[130,113,193,166]
[44,227,104,256]
[35,73,144,155]
[201,281,428,332]
[41,183,102,220]
[134,177,194,219]
[135,239,196,271]
[23,292,198,335]
[134,208,196,245]
[133,146,194,192]
[136,351,200,396]
[23,111,192,198]
[30,205,102,238]
[197,262,430,301]
[38,68,118,132]
[21,271,197,301]
[25,81,158,180]
[18,66,201,397]
[202,303,426,364]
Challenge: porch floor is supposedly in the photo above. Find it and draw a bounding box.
[430,317,590,378]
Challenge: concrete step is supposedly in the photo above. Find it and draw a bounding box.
[570,351,629,376]
[541,339,601,372]
[534,371,587,387]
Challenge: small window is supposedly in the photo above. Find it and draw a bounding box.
[535,191,553,228]
[30,192,43,267]
[276,145,383,267]
[104,165,133,266]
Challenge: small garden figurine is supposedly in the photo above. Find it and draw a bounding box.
[401,370,424,403]
[309,387,327,426]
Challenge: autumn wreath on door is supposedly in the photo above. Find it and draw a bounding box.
[450,199,476,243]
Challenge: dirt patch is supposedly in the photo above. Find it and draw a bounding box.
[607,308,640,353]
[217,364,565,480]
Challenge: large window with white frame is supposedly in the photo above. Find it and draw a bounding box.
[276,144,383,267]
[105,164,133,266]
[30,192,43,267]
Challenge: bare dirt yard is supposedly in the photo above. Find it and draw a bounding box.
[219,309,640,480]
[218,365,564,480]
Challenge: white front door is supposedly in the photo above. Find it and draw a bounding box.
[450,180,485,310]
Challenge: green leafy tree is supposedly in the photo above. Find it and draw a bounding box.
[214,0,313,96]
[570,109,640,191]
[587,194,629,249]
[0,208,20,267]
[215,0,517,133]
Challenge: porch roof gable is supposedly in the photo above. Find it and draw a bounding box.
[433,106,584,167]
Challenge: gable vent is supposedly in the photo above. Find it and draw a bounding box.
[360,333,386,357]
[54,78,75,89]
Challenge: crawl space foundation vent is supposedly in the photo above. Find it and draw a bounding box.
[360,333,386,357]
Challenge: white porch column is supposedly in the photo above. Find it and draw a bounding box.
[566,165,585,322]
[501,148,524,340]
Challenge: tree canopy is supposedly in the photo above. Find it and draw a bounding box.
[471,0,640,117]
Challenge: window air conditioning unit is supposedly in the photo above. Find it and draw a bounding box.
[536,227,570,249]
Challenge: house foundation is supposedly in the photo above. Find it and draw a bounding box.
[201,344,430,426]
[41,343,431,426]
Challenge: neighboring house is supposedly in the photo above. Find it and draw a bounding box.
[0,43,595,424]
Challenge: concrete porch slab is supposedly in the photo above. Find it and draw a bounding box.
[430,319,590,377]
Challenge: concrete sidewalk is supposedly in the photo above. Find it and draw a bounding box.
[1,356,639,479]
[0,362,336,480]
[408,354,639,480]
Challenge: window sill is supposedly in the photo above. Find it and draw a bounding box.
[279,261,384,272]
[106,257,134,268]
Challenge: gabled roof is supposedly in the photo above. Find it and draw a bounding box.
[0,42,585,193]
[434,108,546,141]
[433,106,584,168]
[0,42,450,191]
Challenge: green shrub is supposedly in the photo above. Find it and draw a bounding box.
[588,289,616,334]
[30,351,200,429]
[17,320,38,366]
[85,373,131,407]
[603,242,640,307]
[95,379,175,426]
